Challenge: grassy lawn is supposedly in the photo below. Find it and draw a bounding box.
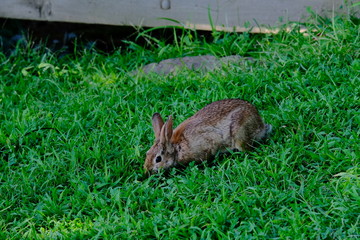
[0,16,359,239]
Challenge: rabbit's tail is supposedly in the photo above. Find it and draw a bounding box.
[254,123,272,141]
[264,124,272,139]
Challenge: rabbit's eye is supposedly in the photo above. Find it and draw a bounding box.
[155,156,162,163]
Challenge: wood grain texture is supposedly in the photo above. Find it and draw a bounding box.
[0,0,358,32]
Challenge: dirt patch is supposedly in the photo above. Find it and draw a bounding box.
[133,55,253,75]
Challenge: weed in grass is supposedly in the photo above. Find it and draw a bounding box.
[0,16,359,239]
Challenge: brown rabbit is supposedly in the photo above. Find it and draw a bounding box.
[144,99,272,173]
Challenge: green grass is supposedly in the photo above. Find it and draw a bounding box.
[0,16,359,239]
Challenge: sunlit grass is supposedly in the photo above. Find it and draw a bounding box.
[0,16,359,239]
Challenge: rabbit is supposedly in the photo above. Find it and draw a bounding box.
[144,99,272,173]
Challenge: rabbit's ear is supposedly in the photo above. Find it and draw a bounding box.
[152,113,164,140]
[160,115,173,144]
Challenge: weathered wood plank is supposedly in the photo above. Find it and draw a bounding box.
[0,0,358,32]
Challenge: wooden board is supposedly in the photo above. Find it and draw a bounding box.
[0,0,358,32]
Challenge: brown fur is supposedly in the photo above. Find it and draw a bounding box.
[144,99,272,173]
[171,123,186,144]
